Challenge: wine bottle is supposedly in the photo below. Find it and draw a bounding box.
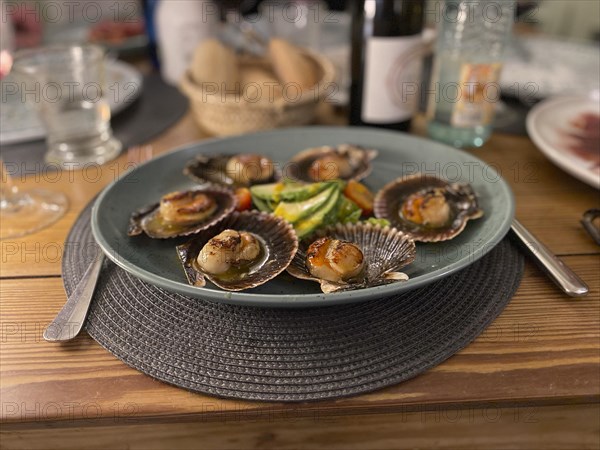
[155,0,218,85]
[350,0,425,131]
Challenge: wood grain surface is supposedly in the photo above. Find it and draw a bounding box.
[1,109,599,449]
[2,404,599,450]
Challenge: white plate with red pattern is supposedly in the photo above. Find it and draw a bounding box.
[527,95,600,189]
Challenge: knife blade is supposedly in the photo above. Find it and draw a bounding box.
[511,219,589,297]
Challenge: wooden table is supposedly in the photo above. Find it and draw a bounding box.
[1,111,599,450]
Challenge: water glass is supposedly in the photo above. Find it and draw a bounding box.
[11,45,121,168]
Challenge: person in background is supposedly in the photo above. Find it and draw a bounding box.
[0,0,15,78]
[2,0,42,49]
[2,0,145,50]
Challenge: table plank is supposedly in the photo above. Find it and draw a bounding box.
[1,256,598,426]
[2,404,598,450]
[1,115,598,278]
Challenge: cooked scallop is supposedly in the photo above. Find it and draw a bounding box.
[184,153,279,188]
[159,190,218,225]
[197,229,262,275]
[287,222,415,293]
[374,173,484,242]
[177,211,298,291]
[287,144,378,183]
[306,237,365,283]
[225,154,275,185]
[128,187,235,239]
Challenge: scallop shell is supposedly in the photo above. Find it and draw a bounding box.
[286,144,378,182]
[374,173,484,242]
[287,223,416,293]
[184,154,280,188]
[128,186,236,239]
[176,211,298,291]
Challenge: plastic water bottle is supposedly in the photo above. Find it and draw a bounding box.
[426,1,514,148]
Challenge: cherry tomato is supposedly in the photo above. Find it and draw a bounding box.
[234,187,252,211]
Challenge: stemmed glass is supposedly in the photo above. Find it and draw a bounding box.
[0,161,68,239]
[0,8,68,239]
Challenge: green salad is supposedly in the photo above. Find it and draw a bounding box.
[250,181,362,238]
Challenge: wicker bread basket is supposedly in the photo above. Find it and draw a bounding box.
[180,50,336,136]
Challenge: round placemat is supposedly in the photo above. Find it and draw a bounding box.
[63,202,523,402]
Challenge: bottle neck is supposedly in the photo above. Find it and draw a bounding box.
[362,0,425,37]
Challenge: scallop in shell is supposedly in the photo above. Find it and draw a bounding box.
[287,144,378,182]
[184,153,280,188]
[287,222,416,293]
[128,186,236,239]
[176,211,298,291]
[374,173,484,242]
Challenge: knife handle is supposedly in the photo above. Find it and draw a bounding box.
[511,219,589,297]
[44,253,105,342]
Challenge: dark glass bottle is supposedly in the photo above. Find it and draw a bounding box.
[350,0,425,131]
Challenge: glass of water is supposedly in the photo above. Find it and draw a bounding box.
[11,45,122,168]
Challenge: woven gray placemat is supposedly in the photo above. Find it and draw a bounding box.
[63,202,523,402]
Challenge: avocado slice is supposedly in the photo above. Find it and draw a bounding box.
[250,181,333,204]
[273,186,335,224]
[250,182,285,201]
[294,188,341,238]
[251,195,272,213]
[278,182,332,202]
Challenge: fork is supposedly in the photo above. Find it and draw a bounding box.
[44,146,153,342]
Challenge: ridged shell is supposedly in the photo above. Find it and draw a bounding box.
[184,154,281,188]
[176,211,298,291]
[374,173,484,242]
[287,223,416,293]
[128,186,236,239]
[287,144,378,182]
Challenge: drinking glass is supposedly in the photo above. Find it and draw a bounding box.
[0,4,68,239]
[259,1,325,50]
[0,160,68,239]
[11,45,122,168]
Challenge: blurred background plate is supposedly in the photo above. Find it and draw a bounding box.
[527,95,600,189]
[91,126,514,307]
[0,59,143,144]
[501,36,600,100]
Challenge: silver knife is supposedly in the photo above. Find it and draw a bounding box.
[511,219,589,297]
[44,252,105,342]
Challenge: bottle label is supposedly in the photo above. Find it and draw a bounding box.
[361,35,423,124]
[450,63,501,128]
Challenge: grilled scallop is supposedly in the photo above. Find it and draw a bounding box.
[305,237,365,283]
[287,222,416,293]
[177,211,298,291]
[184,153,279,188]
[374,173,484,242]
[128,187,235,239]
[287,144,378,182]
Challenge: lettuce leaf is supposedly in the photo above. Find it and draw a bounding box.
[336,195,362,224]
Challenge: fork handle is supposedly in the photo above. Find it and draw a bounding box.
[43,253,105,342]
[511,220,589,297]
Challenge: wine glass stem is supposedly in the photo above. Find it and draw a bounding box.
[0,160,27,211]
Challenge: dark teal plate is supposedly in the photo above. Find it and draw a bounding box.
[91,127,514,307]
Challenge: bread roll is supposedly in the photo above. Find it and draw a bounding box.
[190,39,238,92]
[240,66,283,102]
[269,38,318,90]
